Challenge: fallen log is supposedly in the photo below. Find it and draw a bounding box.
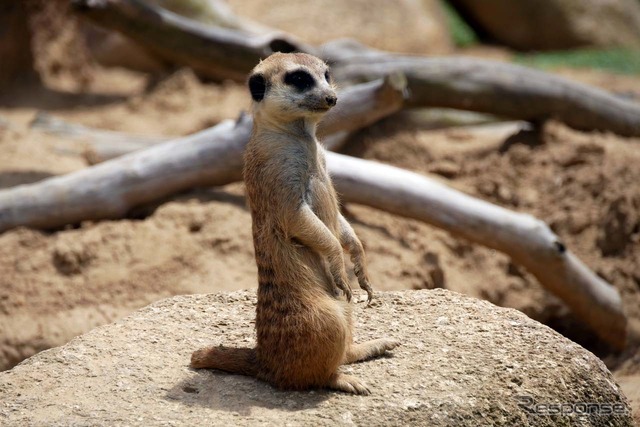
[331,55,640,137]
[71,0,311,81]
[30,112,167,146]
[0,116,248,230]
[328,154,626,350]
[0,120,626,350]
[146,0,272,34]
[317,73,407,142]
[72,0,640,137]
[30,76,406,164]
[0,76,406,228]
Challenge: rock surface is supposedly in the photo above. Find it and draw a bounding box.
[0,290,633,426]
[450,0,640,50]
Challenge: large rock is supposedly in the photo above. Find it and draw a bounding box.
[0,290,633,426]
[450,0,640,50]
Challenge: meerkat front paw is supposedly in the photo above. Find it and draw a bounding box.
[352,263,374,304]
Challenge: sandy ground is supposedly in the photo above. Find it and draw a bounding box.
[0,0,639,421]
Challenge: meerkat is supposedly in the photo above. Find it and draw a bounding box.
[191,52,399,395]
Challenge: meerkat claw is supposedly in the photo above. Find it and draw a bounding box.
[365,288,374,306]
[359,280,374,305]
[342,284,353,302]
[332,274,353,302]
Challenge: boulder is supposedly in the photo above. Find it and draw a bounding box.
[0,290,633,426]
[450,0,640,50]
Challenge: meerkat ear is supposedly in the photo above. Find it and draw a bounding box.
[248,73,266,102]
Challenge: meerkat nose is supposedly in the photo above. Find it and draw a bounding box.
[325,95,337,107]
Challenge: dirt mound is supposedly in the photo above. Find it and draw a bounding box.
[0,2,37,88]
[0,182,255,369]
[0,290,633,426]
[226,0,452,54]
[27,0,95,90]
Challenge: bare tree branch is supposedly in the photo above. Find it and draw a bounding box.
[328,153,626,350]
[72,0,640,137]
[30,76,406,164]
[332,55,640,137]
[71,0,311,81]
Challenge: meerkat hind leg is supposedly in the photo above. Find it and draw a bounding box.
[345,338,401,365]
[327,372,371,395]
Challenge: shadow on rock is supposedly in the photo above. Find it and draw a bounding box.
[166,367,331,415]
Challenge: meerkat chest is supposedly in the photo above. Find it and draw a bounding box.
[307,168,339,226]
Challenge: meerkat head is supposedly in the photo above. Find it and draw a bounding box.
[248,53,337,124]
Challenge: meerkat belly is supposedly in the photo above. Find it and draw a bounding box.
[308,175,340,233]
[255,286,348,388]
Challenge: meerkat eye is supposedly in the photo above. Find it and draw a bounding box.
[324,70,331,82]
[284,70,315,91]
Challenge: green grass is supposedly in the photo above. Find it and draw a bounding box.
[440,0,478,48]
[514,49,640,75]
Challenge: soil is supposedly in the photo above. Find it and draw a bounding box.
[225,0,452,54]
[0,1,639,422]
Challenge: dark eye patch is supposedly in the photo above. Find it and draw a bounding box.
[248,73,267,102]
[284,70,315,91]
[324,70,331,82]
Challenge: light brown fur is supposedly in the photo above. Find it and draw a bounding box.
[191,53,399,395]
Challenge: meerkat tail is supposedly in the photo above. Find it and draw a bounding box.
[190,346,259,377]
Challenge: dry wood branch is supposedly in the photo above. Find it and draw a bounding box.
[147,0,273,34]
[331,55,640,137]
[317,73,407,143]
[0,116,249,230]
[71,0,311,81]
[30,112,167,146]
[36,76,406,164]
[73,0,640,137]
[328,153,626,350]
[0,77,404,228]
